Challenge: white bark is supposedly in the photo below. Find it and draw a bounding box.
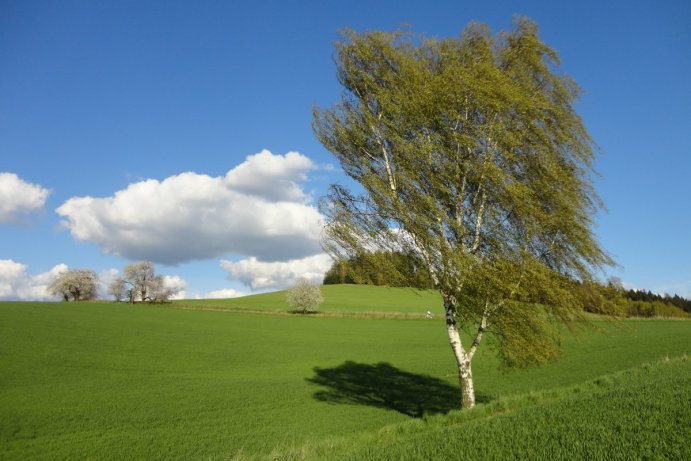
[468,307,489,361]
[471,192,487,253]
[444,296,476,409]
[369,112,397,193]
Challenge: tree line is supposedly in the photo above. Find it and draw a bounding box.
[622,288,691,313]
[48,261,180,303]
[323,251,434,289]
[324,252,690,318]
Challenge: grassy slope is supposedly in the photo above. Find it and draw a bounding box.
[173,284,442,316]
[315,357,691,460]
[0,286,689,459]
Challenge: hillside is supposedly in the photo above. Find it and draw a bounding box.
[173,284,443,317]
[302,357,690,460]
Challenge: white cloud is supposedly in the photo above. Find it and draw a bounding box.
[162,275,187,300]
[0,172,51,223]
[197,288,247,299]
[0,260,67,300]
[220,253,332,290]
[98,268,120,298]
[56,150,324,265]
[225,149,315,202]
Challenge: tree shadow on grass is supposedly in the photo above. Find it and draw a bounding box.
[307,361,484,418]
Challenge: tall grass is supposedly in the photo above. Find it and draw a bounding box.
[317,356,690,460]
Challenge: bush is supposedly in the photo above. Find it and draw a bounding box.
[286,279,324,313]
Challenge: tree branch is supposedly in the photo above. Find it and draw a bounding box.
[468,303,490,361]
[370,113,397,193]
[470,192,487,253]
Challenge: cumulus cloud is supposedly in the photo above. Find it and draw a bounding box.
[162,275,187,300]
[220,253,332,290]
[0,259,67,300]
[197,288,247,299]
[56,150,323,265]
[0,172,51,223]
[97,268,120,296]
[225,150,315,202]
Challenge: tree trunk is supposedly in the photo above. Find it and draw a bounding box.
[459,359,475,409]
[444,296,476,409]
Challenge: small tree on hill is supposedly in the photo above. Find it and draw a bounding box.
[286,278,324,313]
[108,277,127,302]
[49,269,98,301]
[110,261,179,303]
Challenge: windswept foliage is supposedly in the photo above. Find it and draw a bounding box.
[314,18,614,408]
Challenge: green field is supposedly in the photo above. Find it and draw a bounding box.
[1,286,689,460]
[320,356,690,460]
[173,284,442,317]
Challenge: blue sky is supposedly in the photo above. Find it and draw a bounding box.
[1,0,689,299]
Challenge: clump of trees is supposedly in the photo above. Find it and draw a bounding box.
[622,288,691,313]
[108,261,179,303]
[314,18,618,409]
[574,278,690,318]
[323,251,433,289]
[48,269,98,301]
[286,278,324,313]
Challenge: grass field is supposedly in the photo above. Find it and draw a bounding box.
[1,286,689,460]
[172,284,442,317]
[315,356,690,460]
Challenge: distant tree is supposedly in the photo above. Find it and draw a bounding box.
[314,19,615,408]
[123,261,156,303]
[606,276,625,291]
[622,288,691,314]
[286,278,324,313]
[108,277,127,302]
[48,269,98,301]
[112,261,179,303]
[146,275,179,303]
[323,259,356,285]
[323,251,433,289]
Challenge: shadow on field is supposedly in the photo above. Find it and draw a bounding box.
[307,361,467,418]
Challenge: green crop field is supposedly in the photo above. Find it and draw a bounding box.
[314,356,691,460]
[1,286,689,460]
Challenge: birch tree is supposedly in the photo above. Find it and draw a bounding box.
[313,18,614,409]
